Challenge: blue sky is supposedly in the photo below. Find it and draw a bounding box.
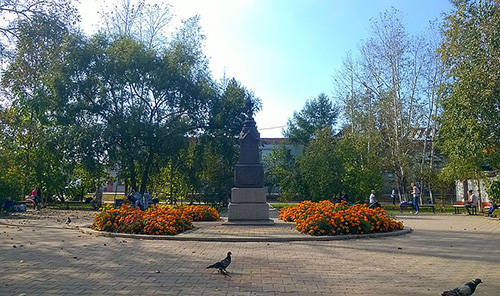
[78,0,454,137]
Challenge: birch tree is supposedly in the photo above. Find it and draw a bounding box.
[439,0,500,209]
[334,8,436,201]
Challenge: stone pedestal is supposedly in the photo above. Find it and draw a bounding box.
[226,102,273,225]
[228,188,271,222]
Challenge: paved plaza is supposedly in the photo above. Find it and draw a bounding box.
[1,210,499,295]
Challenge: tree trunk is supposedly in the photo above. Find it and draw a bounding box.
[475,172,482,212]
[169,159,174,204]
[129,159,137,192]
[139,148,155,195]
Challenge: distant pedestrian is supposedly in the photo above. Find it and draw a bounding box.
[411,182,420,215]
[368,190,380,209]
[33,187,42,209]
[391,187,398,205]
[90,187,103,210]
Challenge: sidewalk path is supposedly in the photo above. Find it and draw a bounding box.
[0,210,499,295]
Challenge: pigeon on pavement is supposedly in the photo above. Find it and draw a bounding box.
[207,252,232,274]
[442,278,482,296]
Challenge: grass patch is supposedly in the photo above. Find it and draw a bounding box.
[46,203,94,211]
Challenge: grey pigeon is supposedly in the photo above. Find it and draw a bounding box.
[442,278,482,296]
[65,217,71,225]
[207,252,232,274]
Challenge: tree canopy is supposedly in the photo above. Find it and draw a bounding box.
[0,2,259,202]
[283,93,339,146]
[439,0,500,182]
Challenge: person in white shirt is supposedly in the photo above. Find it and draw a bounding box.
[368,190,380,208]
[465,189,478,215]
[411,182,420,215]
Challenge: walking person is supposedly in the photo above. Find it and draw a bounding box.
[391,187,398,205]
[411,182,420,215]
[368,190,380,209]
[37,186,46,206]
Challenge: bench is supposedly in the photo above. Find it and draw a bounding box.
[400,204,435,214]
[64,201,88,210]
[19,199,36,210]
[453,204,477,215]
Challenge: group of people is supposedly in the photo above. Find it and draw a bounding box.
[87,187,161,211]
[462,189,498,216]
[126,190,159,210]
[2,197,26,212]
[337,189,381,209]
[5,184,499,216]
[2,186,42,212]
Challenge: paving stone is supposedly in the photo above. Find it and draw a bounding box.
[1,211,500,295]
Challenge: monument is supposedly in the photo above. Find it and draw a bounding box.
[226,101,274,225]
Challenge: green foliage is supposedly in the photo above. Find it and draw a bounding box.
[264,146,306,201]
[267,100,385,202]
[1,9,259,203]
[335,131,385,202]
[439,0,500,180]
[197,79,260,205]
[299,127,341,201]
[283,93,339,146]
[486,177,500,204]
[0,0,79,55]
[333,8,445,196]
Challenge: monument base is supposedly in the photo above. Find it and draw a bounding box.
[226,187,273,225]
[227,203,270,220]
[223,219,275,226]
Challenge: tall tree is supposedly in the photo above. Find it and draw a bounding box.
[336,130,385,202]
[439,0,500,206]
[299,127,342,201]
[0,0,78,57]
[334,8,437,199]
[418,21,446,203]
[197,78,260,205]
[263,145,306,201]
[1,14,83,199]
[266,94,338,201]
[73,35,214,195]
[283,93,339,146]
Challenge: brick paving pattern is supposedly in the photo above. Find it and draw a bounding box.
[1,210,499,295]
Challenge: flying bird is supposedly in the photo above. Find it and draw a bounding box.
[442,278,482,296]
[65,217,71,225]
[207,252,232,275]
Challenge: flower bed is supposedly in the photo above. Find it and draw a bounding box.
[179,205,220,221]
[279,200,403,236]
[91,204,219,235]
